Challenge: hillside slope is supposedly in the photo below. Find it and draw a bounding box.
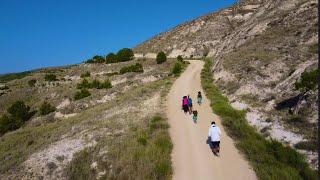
[134,0,318,169]
[0,59,180,179]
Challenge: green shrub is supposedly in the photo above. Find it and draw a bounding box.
[84,59,94,63]
[117,48,134,62]
[0,101,34,135]
[44,74,57,81]
[39,101,56,115]
[28,79,37,87]
[77,79,112,89]
[171,62,182,76]
[80,71,90,78]
[120,63,144,74]
[74,89,91,100]
[77,79,90,89]
[92,55,105,63]
[90,79,112,89]
[294,69,318,92]
[0,71,32,83]
[105,53,118,63]
[201,58,317,180]
[156,51,166,64]
[177,55,183,62]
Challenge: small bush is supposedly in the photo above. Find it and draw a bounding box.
[80,71,90,78]
[90,79,112,89]
[44,74,57,81]
[294,69,318,92]
[120,63,143,74]
[171,62,182,76]
[137,137,147,146]
[105,53,118,63]
[117,48,134,62]
[156,51,166,64]
[74,89,91,100]
[77,79,112,89]
[39,101,56,115]
[28,79,37,87]
[177,55,183,62]
[0,101,34,135]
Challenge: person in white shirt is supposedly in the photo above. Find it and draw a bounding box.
[208,121,221,156]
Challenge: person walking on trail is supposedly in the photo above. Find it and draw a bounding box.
[208,121,221,156]
[197,91,202,105]
[187,95,193,114]
[192,110,198,123]
[182,96,189,114]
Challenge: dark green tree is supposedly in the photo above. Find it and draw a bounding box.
[7,101,32,121]
[105,53,118,63]
[92,55,105,63]
[177,55,183,62]
[171,62,182,76]
[156,51,167,64]
[117,48,134,62]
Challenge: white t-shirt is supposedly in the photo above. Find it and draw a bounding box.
[208,125,221,142]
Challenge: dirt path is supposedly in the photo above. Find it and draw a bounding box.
[166,60,257,180]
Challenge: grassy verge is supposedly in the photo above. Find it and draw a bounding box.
[201,58,317,180]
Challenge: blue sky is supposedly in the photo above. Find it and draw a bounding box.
[0,0,237,74]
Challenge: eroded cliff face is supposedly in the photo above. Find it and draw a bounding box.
[134,0,318,169]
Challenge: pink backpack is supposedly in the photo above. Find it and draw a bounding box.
[183,97,188,105]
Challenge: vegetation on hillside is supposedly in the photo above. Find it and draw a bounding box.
[116,48,134,62]
[77,79,112,89]
[80,71,91,78]
[201,58,317,180]
[28,79,37,87]
[119,63,144,74]
[156,52,167,64]
[44,74,57,81]
[84,48,134,64]
[0,101,35,135]
[294,69,318,93]
[74,89,91,100]
[39,101,56,115]
[171,61,182,76]
[0,71,32,83]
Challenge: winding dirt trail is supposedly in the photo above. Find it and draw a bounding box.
[166,60,257,180]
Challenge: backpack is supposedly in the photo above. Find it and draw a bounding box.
[183,97,188,105]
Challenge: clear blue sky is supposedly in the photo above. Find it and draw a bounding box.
[0,0,237,74]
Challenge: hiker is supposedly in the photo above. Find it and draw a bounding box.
[192,110,198,123]
[208,121,221,156]
[182,96,189,114]
[188,95,193,114]
[197,91,202,105]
